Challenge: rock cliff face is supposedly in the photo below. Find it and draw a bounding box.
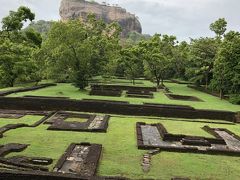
[59,0,142,37]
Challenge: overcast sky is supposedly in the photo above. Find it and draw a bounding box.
[1,0,240,41]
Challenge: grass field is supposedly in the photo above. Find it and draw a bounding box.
[0,86,22,92]
[1,115,240,179]
[7,80,240,112]
[0,115,44,127]
[1,79,240,179]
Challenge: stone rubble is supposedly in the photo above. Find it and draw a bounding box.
[141,153,151,173]
[88,116,104,129]
[58,145,90,174]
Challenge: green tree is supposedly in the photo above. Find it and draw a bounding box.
[2,6,35,32]
[210,18,227,38]
[211,31,240,99]
[25,20,52,39]
[172,41,189,79]
[123,32,151,46]
[187,37,218,88]
[120,46,143,84]
[0,6,41,87]
[40,15,121,89]
[141,34,176,87]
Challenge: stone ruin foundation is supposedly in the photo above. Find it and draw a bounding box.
[46,111,109,132]
[165,93,203,102]
[0,143,52,172]
[0,109,54,138]
[136,122,240,156]
[126,90,154,99]
[54,143,102,177]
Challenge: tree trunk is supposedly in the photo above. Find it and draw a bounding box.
[205,75,208,89]
[220,89,224,100]
[161,78,164,86]
[156,78,160,87]
[9,79,14,87]
[132,78,135,85]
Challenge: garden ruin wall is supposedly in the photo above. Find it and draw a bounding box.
[0,97,237,122]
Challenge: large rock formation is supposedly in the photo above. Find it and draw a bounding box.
[59,0,142,37]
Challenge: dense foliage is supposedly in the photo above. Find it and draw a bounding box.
[38,15,121,89]
[0,6,42,87]
[25,20,52,39]
[0,7,239,103]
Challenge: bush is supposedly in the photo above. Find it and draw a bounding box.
[229,94,240,105]
[72,69,89,90]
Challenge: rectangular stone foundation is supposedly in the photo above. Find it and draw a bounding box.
[136,122,240,156]
[47,112,109,133]
[165,93,203,102]
[54,143,102,177]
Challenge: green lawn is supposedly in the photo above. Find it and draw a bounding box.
[7,81,240,112]
[0,80,54,92]
[0,115,44,127]
[65,117,88,123]
[90,76,153,86]
[0,86,21,92]
[1,115,240,179]
[1,79,240,179]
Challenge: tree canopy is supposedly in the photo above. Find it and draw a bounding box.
[0,6,239,104]
[38,15,121,89]
[0,6,41,87]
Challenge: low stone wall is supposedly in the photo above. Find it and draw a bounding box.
[0,144,50,172]
[89,89,122,97]
[0,111,55,138]
[165,93,203,102]
[0,143,28,157]
[91,84,157,92]
[126,90,154,99]
[54,142,102,177]
[82,99,129,104]
[187,85,229,99]
[0,157,49,172]
[47,112,109,133]
[0,170,129,180]
[156,124,225,145]
[143,103,195,110]
[0,83,57,97]
[137,123,240,156]
[126,94,153,99]
[24,95,69,100]
[0,97,237,122]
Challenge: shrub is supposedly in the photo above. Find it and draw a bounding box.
[229,94,240,105]
[72,69,89,90]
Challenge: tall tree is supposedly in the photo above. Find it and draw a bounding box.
[211,31,240,99]
[2,6,35,32]
[172,41,189,79]
[25,20,52,39]
[210,18,227,38]
[187,37,218,88]
[141,34,176,87]
[120,46,143,84]
[0,6,41,87]
[39,15,121,89]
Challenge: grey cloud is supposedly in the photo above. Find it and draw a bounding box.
[0,0,61,21]
[1,0,240,41]
[112,0,240,40]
